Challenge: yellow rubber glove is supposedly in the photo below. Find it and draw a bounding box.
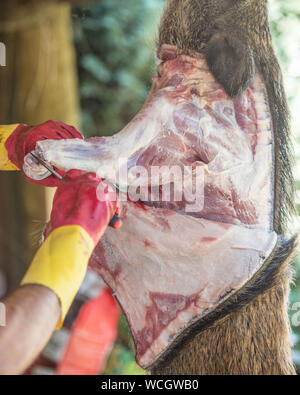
[0,125,20,170]
[21,226,94,327]
[21,170,120,328]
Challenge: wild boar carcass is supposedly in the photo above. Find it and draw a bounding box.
[25,45,280,369]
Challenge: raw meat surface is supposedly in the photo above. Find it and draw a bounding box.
[25,45,277,368]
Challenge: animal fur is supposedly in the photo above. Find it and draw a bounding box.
[152,236,297,374]
[153,0,297,374]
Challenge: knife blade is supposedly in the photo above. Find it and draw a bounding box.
[30,152,63,180]
[30,152,122,229]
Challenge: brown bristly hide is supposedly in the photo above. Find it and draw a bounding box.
[153,270,295,375]
[152,0,298,375]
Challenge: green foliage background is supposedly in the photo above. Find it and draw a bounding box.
[269,0,300,367]
[72,0,163,138]
[72,0,300,372]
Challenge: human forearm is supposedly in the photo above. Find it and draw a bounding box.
[21,225,94,326]
[0,225,98,374]
[20,171,119,327]
[0,171,119,374]
[0,284,61,375]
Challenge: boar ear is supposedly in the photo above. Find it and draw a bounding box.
[206,32,255,98]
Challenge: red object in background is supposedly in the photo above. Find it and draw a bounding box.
[56,287,120,375]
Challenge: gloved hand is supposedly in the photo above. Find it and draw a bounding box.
[21,170,120,327]
[0,121,83,186]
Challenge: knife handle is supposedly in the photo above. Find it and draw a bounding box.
[109,214,123,229]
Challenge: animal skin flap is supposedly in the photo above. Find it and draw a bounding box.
[26,45,277,368]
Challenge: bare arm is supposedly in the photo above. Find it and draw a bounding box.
[0,284,61,375]
[0,172,118,375]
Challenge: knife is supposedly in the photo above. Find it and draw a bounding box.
[30,153,122,229]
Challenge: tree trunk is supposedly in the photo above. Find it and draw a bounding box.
[0,1,80,291]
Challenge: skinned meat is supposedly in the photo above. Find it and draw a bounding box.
[26,45,277,368]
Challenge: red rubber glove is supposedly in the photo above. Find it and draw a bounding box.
[45,169,121,244]
[21,170,121,326]
[4,120,83,186]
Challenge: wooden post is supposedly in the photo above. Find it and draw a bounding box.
[0,1,81,290]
